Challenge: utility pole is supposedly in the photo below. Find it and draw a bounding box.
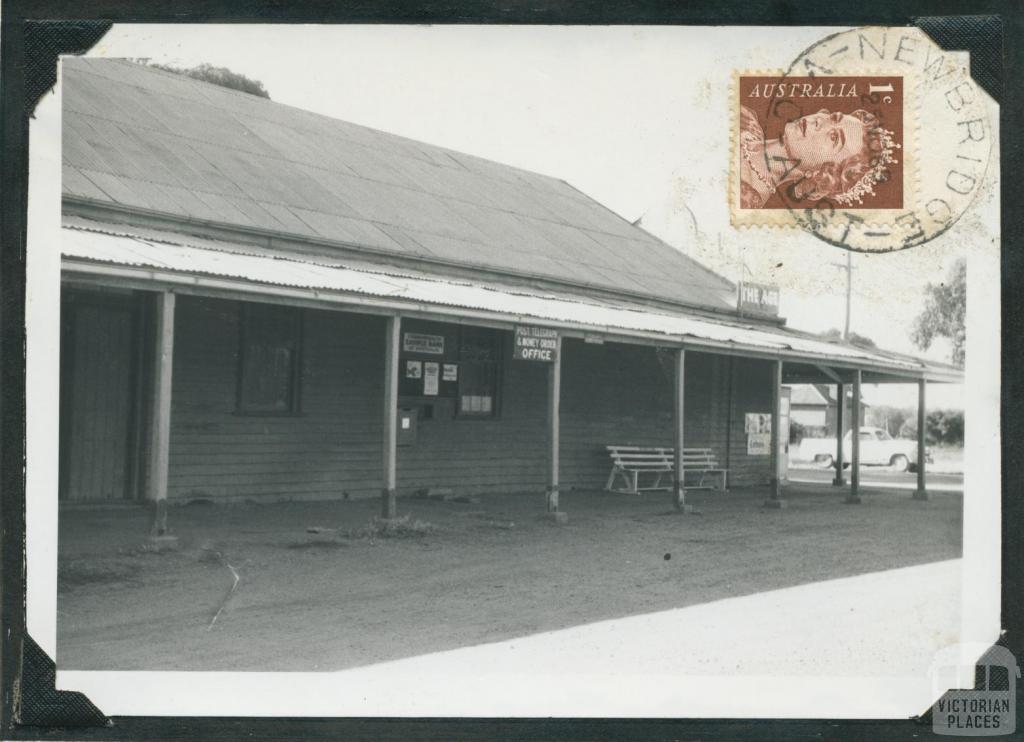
[832,251,854,340]
[734,235,751,315]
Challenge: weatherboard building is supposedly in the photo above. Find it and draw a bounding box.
[57,58,957,530]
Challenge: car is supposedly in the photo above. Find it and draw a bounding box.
[798,426,932,472]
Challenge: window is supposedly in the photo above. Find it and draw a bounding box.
[457,327,500,417]
[237,303,302,414]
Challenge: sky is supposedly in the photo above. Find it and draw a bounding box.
[85,24,982,407]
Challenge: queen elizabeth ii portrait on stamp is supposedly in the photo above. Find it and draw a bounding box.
[733,75,904,222]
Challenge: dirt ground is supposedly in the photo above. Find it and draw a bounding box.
[57,484,962,672]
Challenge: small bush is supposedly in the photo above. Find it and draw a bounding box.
[350,514,436,540]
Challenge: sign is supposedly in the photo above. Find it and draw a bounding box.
[738,282,780,317]
[747,432,771,456]
[744,412,771,434]
[513,326,559,362]
[423,362,439,396]
[402,332,445,355]
[442,363,458,382]
[405,360,422,379]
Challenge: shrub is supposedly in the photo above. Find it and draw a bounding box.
[349,514,436,540]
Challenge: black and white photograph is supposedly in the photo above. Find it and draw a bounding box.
[10,18,1010,725]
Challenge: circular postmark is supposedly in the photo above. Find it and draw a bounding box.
[742,27,992,252]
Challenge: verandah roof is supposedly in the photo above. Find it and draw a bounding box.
[60,221,962,384]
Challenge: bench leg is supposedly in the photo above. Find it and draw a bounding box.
[609,468,631,494]
[605,466,618,492]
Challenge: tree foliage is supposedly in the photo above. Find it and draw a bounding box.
[818,328,877,348]
[899,409,964,446]
[144,61,270,99]
[911,258,966,367]
[868,405,910,437]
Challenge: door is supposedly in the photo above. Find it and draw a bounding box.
[59,290,143,501]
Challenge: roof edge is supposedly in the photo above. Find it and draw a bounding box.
[63,196,780,326]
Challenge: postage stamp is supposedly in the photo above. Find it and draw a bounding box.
[731,27,993,252]
[733,73,904,213]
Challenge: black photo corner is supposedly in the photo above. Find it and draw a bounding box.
[1,2,1021,740]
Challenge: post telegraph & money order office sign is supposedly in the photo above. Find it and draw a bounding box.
[513,326,559,362]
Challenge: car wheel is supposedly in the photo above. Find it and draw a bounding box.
[818,454,835,469]
[890,454,910,472]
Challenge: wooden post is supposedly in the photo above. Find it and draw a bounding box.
[672,348,692,513]
[544,336,565,522]
[913,378,929,500]
[844,369,863,504]
[763,359,786,508]
[147,291,175,539]
[833,382,846,486]
[381,315,400,519]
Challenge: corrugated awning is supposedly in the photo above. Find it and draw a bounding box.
[60,223,962,382]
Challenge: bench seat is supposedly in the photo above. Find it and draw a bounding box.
[605,445,728,495]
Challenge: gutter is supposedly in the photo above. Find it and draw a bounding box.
[62,197,788,327]
[61,256,959,384]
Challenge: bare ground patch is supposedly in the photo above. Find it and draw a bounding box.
[56,484,961,671]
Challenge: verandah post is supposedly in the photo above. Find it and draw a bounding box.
[833,381,846,486]
[381,314,401,519]
[147,290,176,541]
[544,335,566,522]
[547,337,561,510]
[672,347,692,513]
[913,378,929,500]
[844,368,863,504]
[763,358,786,508]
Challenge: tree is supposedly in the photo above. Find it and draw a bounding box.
[142,61,270,99]
[819,328,877,348]
[868,405,911,437]
[899,409,964,446]
[911,258,966,367]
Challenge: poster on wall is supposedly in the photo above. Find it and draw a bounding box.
[442,363,458,382]
[423,362,440,395]
[747,432,771,455]
[405,360,422,379]
[744,412,771,434]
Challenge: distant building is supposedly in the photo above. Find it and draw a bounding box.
[788,384,868,438]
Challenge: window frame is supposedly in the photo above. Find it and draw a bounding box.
[454,326,502,420]
[234,302,304,416]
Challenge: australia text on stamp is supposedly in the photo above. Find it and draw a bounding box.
[731,27,993,253]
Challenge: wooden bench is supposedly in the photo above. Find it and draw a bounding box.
[605,445,728,495]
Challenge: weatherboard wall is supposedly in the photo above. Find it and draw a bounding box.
[72,293,773,503]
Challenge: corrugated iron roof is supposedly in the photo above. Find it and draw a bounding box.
[61,58,735,311]
[788,385,831,405]
[61,222,957,380]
